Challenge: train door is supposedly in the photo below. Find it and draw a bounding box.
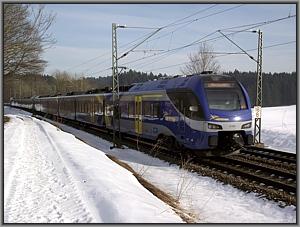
[135,96,142,135]
[91,97,95,123]
[178,100,185,136]
[105,98,112,127]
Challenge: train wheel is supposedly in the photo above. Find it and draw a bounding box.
[157,135,180,151]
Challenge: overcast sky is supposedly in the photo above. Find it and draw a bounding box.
[41,3,296,77]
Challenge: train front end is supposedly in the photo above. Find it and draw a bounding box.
[200,75,253,152]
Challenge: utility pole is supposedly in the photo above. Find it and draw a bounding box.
[218,29,264,146]
[254,30,263,146]
[111,23,124,149]
[110,23,158,148]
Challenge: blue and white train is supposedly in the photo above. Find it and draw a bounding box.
[11,73,253,154]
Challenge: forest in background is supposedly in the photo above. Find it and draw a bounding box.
[3,69,296,107]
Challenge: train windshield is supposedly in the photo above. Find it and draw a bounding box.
[204,82,247,110]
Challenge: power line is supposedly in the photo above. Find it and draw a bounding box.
[69,4,250,77]
[83,13,296,77]
[63,29,159,73]
[215,40,296,58]
[64,5,218,74]
[78,6,220,76]
[219,14,295,32]
[218,30,257,62]
[118,28,163,60]
[74,30,159,75]
[162,4,219,28]
[116,5,221,59]
[86,4,241,73]
[139,40,295,73]
[146,4,243,44]
[162,4,244,28]
[121,14,296,69]
[122,26,161,29]
[147,4,219,42]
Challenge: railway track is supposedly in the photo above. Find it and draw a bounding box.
[9,106,297,206]
[94,127,297,206]
[198,155,296,193]
[122,136,297,206]
[240,146,296,164]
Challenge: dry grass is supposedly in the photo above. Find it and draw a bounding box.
[4,116,10,124]
[106,154,197,223]
[175,155,195,202]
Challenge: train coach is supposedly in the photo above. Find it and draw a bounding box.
[11,73,253,155]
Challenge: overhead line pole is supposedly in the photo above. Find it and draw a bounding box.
[254,30,263,145]
[218,29,263,146]
[111,23,122,149]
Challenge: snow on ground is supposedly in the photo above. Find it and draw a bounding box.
[4,106,296,223]
[4,107,183,223]
[254,105,296,153]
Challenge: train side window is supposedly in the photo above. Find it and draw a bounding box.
[99,102,103,114]
[167,91,204,120]
[143,101,151,118]
[128,101,134,118]
[120,102,128,118]
[153,103,160,118]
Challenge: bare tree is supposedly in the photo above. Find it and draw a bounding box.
[3,4,55,76]
[53,70,94,93]
[53,70,75,93]
[181,42,221,75]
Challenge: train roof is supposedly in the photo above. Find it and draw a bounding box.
[22,74,236,100]
[128,74,235,92]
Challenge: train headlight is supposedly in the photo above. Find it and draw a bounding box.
[234,116,241,121]
[242,122,252,129]
[208,123,223,129]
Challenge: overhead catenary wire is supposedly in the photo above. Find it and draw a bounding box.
[117,28,163,60]
[116,4,231,60]
[138,40,296,73]
[76,4,244,76]
[143,4,243,46]
[67,5,219,74]
[132,14,296,69]
[166,4,244,28]
[162,4,219,28]
[83,4,268,77]
[219,14,295,32]
[63,28,161,73]
[120,14,296,70]
[215,40,296,58]
[88,13,295,77]
[218,30,257,62]
[75,32,157,75]
[147,4,219,42]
